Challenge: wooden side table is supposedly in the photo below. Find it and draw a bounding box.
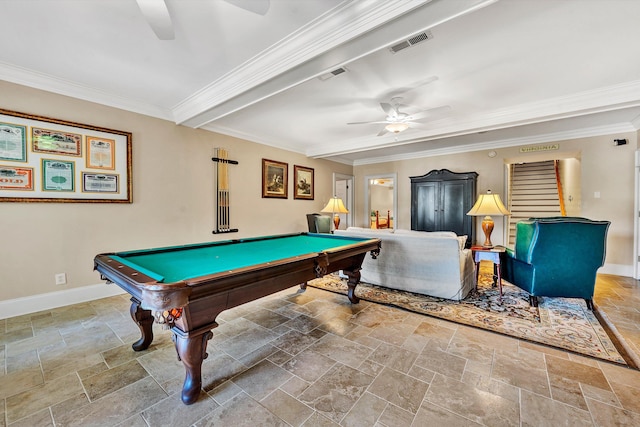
[471,246,506,297]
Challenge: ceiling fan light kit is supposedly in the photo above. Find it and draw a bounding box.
[385,122,410,133]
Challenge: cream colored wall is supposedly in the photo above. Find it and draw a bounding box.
[0,81,351,301]
[354,132,637,270]
[559,158,582,217]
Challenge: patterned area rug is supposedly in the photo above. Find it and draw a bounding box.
[308,272,628,365]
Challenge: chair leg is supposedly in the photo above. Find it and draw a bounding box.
[585,299,594,310]
[529,295,539,307]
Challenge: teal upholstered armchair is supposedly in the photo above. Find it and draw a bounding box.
[502,217,610,310]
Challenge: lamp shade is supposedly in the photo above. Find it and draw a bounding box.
[321,197,349,214]
[467,190,510,216]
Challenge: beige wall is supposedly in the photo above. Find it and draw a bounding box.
[1,80,637,304]
[354,133,637,270]
[0,81,351,301]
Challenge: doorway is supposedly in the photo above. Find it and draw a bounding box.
[333,173,353,230]
[365,173,397,230]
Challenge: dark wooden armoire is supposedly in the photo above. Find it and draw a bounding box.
[410,169,478,247]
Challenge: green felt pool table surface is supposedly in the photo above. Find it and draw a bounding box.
[110,233,372,283]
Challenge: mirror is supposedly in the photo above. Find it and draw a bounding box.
[365,173,397,229]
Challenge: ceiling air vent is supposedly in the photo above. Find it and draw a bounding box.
[318,66,348,81]
[388,30,433,54]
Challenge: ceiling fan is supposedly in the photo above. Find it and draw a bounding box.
[347,97,451,136]
[136,0,270,40]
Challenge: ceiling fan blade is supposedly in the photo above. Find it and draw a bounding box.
[347,120,389,125]
[136,0,175,40]
[409,105,452,121]
[224,0,270,15]
[377,127,390,136]
[379,102,395,116]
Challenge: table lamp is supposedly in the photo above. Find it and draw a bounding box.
[321,196,349,231]
[467,190,511,248]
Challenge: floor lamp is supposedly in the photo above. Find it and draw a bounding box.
[467,190,511,248]
[321,196,349,231]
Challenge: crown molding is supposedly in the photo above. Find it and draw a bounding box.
[351,122,636,166]
[171,0,433,125]
[0,61,173,120]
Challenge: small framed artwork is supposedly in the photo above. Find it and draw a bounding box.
[262,158,288,198]
[293,165,314,200]
[86,136,115,169]
[0,122,27,162]
[32,127,82,156]
[0,166,34,190]
[41,159,75,192]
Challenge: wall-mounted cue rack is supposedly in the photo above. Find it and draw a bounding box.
[212,148,239,234]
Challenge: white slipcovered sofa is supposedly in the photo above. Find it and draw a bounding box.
[334,227,475,300]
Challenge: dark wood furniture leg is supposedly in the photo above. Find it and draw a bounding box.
[342,268,361,303]
[172,328,214,405]
[129,299,154,351]
[585,299,594,310]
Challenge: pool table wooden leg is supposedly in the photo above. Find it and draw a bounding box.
[172,328,214,405]
[130,299,154,351]
[342,268,361,304]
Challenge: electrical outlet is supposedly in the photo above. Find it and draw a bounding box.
[55,273,67,285]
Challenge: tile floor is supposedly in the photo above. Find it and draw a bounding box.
[0,273,639,427]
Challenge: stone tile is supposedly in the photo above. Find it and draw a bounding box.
[7,408,54,427]
[546,354,610,391]
[367,321,416,346]
[6,349,39,373]
[319,316,360,337]
[281,349,336,383]
[81,359,149,401]
[368,342,418,374]
[208,380,244,405]
[599,362,640,390]
[492,350,550,397]
[0,327,34,347]
[6,372,83,423]
[261,389,314,427]
[414,344,467,381]
[413,401,482,426]
[243,308,291,329]
[309,334,373,369]
[341,392,387,427]
[587,397,640,426]
[271,330,319,356]
[52,377,168,427]
[220,325,279,359]
[238,343,280,367]
[548,373,588,410]
[610,381,640,413]
[4,329,60,357]
[377,403,415,427]
[231,359,293,400]
[301,411,341,427]
[447,336,495,364]
[142,392,219,427]
[280,375,311,398]
[521,389,592,427]
[201,352,247,392]
[298,363,373,423]
[581,383,621,407]
[194,392,286,427]
[368,366,428,414]
[136,345,184,385]
[425,373,519,426]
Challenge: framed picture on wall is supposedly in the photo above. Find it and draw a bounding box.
[262,158,288,198]
[293,165,314,200]
[0,108,132,203]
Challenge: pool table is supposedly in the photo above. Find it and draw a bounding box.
[94,232,381,404]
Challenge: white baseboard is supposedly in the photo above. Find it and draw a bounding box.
[0,284,126,320]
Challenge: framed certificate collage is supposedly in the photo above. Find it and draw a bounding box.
[0,109,132,203]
